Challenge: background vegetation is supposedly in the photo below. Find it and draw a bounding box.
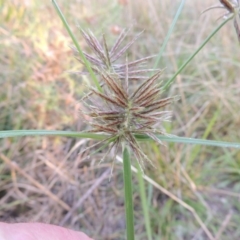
[0,0,240,239]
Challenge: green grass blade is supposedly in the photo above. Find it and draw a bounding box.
[154,0,186,69]
[189,108,220,164]
[135,134,240,149]
[52,0,102,92]
[1,130,239,149]
[136,162,152,240]
[123,146,135,240]
[116,156,214,240]
[0,130,105,140]
[163,16,233,90]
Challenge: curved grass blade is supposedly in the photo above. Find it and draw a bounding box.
[135,134,240,149]
[52,0,102,92]
[163,16,233,91]
[154,0,186,69]
[136,162,152,240]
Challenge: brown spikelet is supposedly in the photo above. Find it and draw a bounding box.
[83,69,174,169]
[77,29,176,170]
[72,29,160,80]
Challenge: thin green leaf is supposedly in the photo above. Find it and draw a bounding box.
[136,162,152,240]
[135,134,240,149]
[189,108,220,164]
[163,16,233,90]
[1,130,239,149]
[0,130,105,140]
[52,0,102,92]
[154,0,186,69]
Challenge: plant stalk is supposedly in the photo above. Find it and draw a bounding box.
[52,0,102,92]
[136,162,152,240]
[123,146,135,240]
[154,0,186,69]
[163,16,233,90]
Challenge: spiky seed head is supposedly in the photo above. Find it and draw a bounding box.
[83,70,173,171]
[73,29,160,80]
[76,29,176,173]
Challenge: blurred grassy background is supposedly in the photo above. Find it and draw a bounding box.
[0,0,240,239]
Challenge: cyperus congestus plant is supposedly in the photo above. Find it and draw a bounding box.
[83,70,173,172]
[78,31,174,173]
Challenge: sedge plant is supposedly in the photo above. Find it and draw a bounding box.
[0,1,240,240]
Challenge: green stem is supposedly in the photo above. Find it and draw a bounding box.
[136,163,152,240]
[52,0,102,92]
[154,0,186,69]
[123,146,135,240]
[163,16,233,90]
